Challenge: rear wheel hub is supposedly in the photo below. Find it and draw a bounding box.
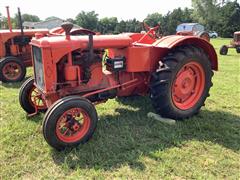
[172,61,205,110]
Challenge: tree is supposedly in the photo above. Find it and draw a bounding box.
[191,0,219,30]
[216,0,230,6]
[98,17,118,34]
[75,11,98,30]
[0,12,3,28]
[0,16,17,29]
[13,13,40,28]
[217,1,240,37]
[161,8,193,35]
[21,14,40,22]
[66,18,75,24]
[115,20,127,33]
[145,13,163,27]
[125,18,142,33]
[192,0,240,37]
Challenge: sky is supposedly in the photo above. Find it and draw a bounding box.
[0,0,192,21]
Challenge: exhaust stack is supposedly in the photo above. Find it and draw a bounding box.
[6,6,12,32]
[18,7,24,36]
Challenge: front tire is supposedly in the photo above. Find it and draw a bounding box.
[43,96,98,150]
[19,77,47,114]
[0,56,26,82]
[220,45,228,55]
[150,46,213,120]
[236,47,240,53]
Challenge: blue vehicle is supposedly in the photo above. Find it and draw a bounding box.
[176,23,210,41]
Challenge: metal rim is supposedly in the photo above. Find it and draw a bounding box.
[171,61,205,110]
[2,62,22,80]
[56,108,91,143]
[28,86,47,110]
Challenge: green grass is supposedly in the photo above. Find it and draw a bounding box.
[0,38,240,179]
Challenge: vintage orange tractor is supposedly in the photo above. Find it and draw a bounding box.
[19,22,218,150]
[220,31,240,55]
[0,7,49,82]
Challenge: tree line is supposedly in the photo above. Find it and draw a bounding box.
[0,0,239,37]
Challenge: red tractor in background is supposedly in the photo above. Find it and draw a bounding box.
[0,7,49,82]
[0,7,96,83]
[220,31,240,55]
[19,22,218,150]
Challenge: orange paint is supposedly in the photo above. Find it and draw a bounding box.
[29,24,218,109]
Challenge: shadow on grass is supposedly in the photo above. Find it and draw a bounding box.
[1,76,32,89]
[25,113,45,123]
[51,96,240,171]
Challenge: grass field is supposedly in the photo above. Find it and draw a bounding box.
[0,38,240,179]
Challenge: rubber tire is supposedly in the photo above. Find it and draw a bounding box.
[212,35,217,38]
[43,96,98,150]
[19,77,47,114]
[220,45,228,55]
[236,47,240,53]
[0,56,26,82]
[150,45,213,120]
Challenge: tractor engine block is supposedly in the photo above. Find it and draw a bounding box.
[72,50,102,83]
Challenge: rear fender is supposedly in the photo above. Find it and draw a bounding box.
[153,35,218,70]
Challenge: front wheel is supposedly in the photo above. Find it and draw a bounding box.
[150,46,213,120]
[43,96,98,150]
[220,45,228,55]
[19,77,47,114]
[236,47,240,53]
[0,56,26,82]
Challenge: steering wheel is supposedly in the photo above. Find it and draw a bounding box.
[143,22,161,39]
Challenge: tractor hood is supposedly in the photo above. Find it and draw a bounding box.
[31,34,134,63]
[31,34,133,49]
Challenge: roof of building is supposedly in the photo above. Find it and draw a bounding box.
[22,21,38,27]
[23,18,80,29]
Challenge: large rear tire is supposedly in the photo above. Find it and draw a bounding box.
[150,46,213,120]
[220,45,228,55]
[0,56,26,82]
[19,77,47,114]
[43,96,98,150]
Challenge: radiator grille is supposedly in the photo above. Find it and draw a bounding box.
[32,46,44,90]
